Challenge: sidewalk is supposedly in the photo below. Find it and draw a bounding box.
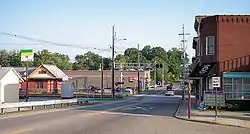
[175,98,250,128]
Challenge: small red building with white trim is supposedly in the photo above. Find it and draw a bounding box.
[16,64,69,95]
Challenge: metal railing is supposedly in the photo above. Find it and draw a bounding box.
[0,99,86,114]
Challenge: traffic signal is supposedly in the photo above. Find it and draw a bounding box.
[155,63,163,68]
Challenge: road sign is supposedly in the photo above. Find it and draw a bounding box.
[212,77,220,88]
[21,49,34,61]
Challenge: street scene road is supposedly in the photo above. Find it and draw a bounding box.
[0,89,249,134]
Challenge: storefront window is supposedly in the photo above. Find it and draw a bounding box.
[223,78,232,85]
[233,78,242,85]
[208,78,213,90]
[223,77,250,100]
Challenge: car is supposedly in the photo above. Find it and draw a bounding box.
[165,89,174,96]
[165,85,174,96]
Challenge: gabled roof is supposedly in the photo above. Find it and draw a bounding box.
[0,67,24,81]
[43,64,68,79]
[29,64,69,79]
[13,67,36,78]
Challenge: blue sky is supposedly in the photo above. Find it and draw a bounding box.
[0,0,250,61]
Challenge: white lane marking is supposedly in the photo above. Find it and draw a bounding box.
[100,111,153,117]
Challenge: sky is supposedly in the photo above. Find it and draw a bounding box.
[0,0,250,61]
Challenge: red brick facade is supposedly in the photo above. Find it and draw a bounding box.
[194,15,250,75]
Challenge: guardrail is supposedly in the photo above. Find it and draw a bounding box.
[0,98,87,114]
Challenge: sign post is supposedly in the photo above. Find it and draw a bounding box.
[212,77,221,121]
[187,80,191,119]
[20,49,34,102]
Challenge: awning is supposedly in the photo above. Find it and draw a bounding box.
[189,62,216,78]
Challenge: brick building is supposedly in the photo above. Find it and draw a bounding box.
[189,15,250,103]
[63,70,150,90]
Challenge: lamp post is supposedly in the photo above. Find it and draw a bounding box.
[111,25,127,98]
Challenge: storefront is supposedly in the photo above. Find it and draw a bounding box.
[223,72,250,101]
[189,62,216,104]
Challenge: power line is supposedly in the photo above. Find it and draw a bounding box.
[0,31,110,51]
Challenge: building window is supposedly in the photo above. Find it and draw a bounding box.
[206,36,215,55]
[206,78,213,90]
[38,70,46,74]
[223,77,250,100]
[196,38,201,56]
[36,80,44,88]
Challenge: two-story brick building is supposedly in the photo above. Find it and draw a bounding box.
[189,15,250,103]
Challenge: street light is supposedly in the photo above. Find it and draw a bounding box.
[111,25,127,98]
[115,38,127,43]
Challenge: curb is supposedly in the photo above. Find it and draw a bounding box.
[174,100,249,129]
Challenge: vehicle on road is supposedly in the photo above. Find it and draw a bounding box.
[165,89,174,96]
[165,84,174,96]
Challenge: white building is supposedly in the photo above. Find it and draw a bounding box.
[0,67,23,103]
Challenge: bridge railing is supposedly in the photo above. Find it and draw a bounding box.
[0,98,87,114]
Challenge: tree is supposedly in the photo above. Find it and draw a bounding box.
[102,57,111,70]
[73,51,102,70]
[53,53,72,70]
[141,45,154,61]
[166,47,189,82]
[33,49,72,70]
[0,50,11,67]
[124,48,139,63]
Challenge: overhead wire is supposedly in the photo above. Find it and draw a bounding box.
[0,31,111,52]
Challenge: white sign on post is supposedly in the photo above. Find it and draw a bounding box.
[212,77,220,88]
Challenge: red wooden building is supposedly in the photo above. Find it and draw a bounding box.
[16,64,69,95]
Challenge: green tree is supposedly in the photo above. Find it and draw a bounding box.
[124,48,139,63]
[33,49,72,70]
[0,49,11,67]
[102,57,111,70]
[73,51,102,70]
[141,45,154,61]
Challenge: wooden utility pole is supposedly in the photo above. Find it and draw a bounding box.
[178,24,190,100]
[111,25,115,98]
[25,62,29,102]
[137,44,140,94]
[101,58,104,98]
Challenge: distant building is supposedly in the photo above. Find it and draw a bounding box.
[189,15,250,103]
[63,70,150,90]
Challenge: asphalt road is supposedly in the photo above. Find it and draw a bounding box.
[0,89,249,134]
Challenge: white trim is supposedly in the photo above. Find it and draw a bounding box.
[206,36,215,55]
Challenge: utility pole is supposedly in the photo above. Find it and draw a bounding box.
[137,44,140,94]
[101,57,104,98]
[120,63,123,90]
[162,63,164,86]
[178,24,190,100]
[111,25,115,98]
[25,62,29,102]
[154,60,157,90]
